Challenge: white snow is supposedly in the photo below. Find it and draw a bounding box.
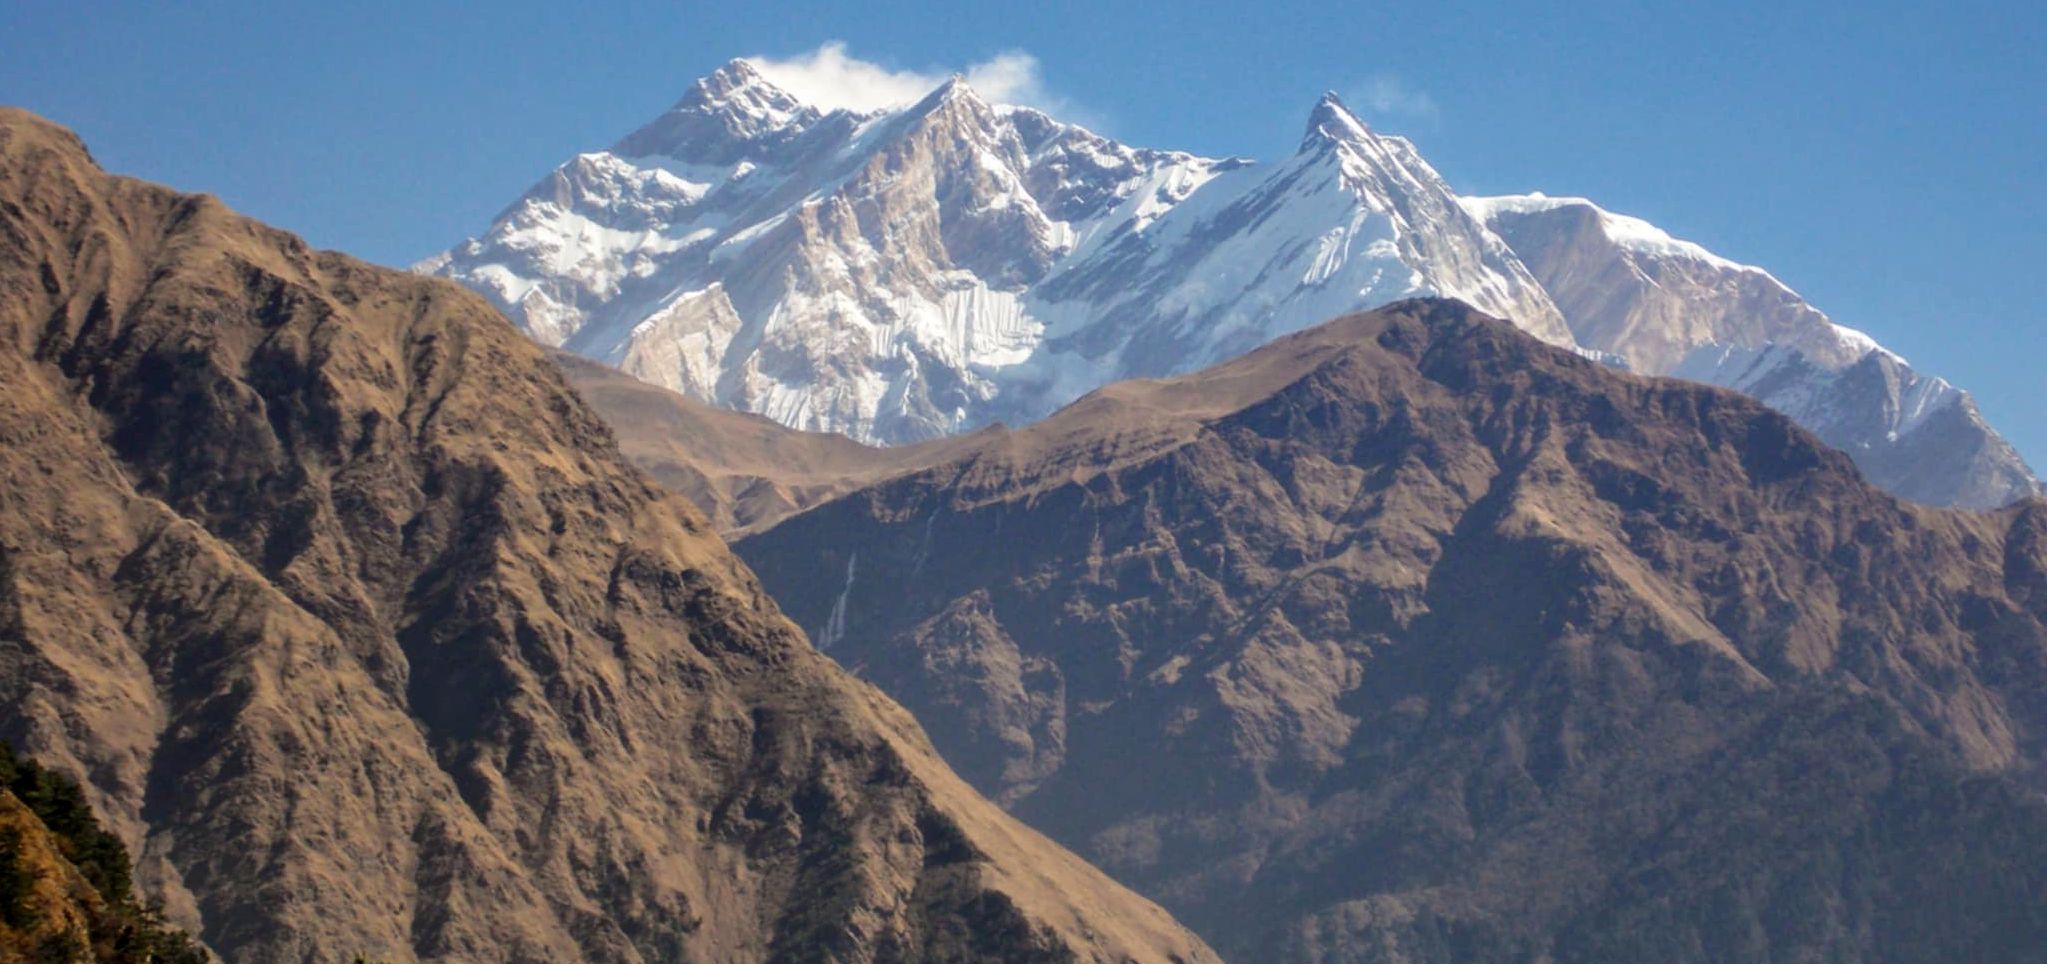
[1461,193,1771,275]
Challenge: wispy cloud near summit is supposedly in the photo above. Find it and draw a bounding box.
[1351,75,1440,123]
[744,41,1066,115]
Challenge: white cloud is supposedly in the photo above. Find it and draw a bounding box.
[744,41,1067,115]
[1353,75,1440,121]
[961,51,1058,109]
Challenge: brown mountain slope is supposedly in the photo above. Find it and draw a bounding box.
[551,352,990,537]
[0,107,1217,963]
[735,299,2047,961]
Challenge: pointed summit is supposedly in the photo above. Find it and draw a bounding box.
[674,57,800,116]
[886,72,998,137]
[614,59,815,160]
[704,56,763,87]
[915,72,984,111]
[1300,91,1373,150]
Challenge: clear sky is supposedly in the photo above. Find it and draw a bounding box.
[5,0,2042,469]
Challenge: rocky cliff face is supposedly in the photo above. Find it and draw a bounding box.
[734,299,2047,961]
[1467,193,2040,509]
[0,108,1217,963]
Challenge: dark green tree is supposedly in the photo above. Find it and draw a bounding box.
[0,741,207,963]
[0,826,37,931]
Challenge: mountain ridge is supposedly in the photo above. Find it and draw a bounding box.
[1466,192,2038,508]
[0,106,1217,963]
[728,297,2047,961]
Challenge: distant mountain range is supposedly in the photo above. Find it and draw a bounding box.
[426,59,2036,508]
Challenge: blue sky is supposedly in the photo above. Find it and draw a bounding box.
[5,0,2042,469]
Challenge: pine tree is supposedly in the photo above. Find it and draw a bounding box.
[0,742,207,962]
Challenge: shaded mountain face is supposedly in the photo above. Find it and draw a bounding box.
[0,109,1218,964]
[1466,194,2040,509]
[428,61,2034,510]
[733,300,2047,961]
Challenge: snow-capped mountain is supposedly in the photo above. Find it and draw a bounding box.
[1467,194,2039,508]
[425,59,2037,506]
[423,60,1567,443]
[1019,94,1574,394]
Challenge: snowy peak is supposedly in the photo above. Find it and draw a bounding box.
[925,73,975,105]
[614,59,817,161]
[1300,91,1373,150]
[679,58,785,110]
[1466,191,1880,371]
[428,64,1578,439]
[893,72,1001,136]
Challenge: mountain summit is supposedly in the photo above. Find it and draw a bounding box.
[424,61,2036,507]
[1301,90,1373,146]
[619,58,819,158]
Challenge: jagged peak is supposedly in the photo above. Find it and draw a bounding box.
[611,59,815,159]
[872,73,1001,140]
[707,56,763,85]
[673,57,805,119]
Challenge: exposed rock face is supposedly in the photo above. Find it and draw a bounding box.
[0,108,1217,964]
[733,299,2047,961]
[423,62,1569,446]
[1467,194,2040,509]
